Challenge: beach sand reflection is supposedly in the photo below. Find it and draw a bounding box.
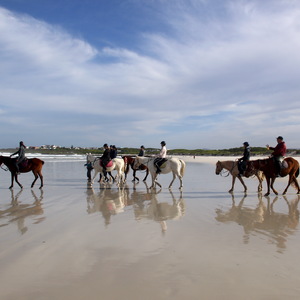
[215,193,300,253]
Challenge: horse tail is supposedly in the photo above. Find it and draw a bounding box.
[179,159,186,177]
[296,168,299,178]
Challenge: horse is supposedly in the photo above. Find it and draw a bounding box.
[122,155,149,182]
[0,155,44,189]
[86,154,125,185]
[215,160,264,193]
[244,157,300,196]
[133,156,186,189]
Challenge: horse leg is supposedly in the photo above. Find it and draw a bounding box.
[283,174,295,195]
[31,171,39,188]
[237,175,247,192]
[132,170,139,182]
[14,174,23,189]
[143,169,149,182]
[270,177,278,195]
[229,176,236,193]
[178,175,183,190]
[256,174,263,192]
[39,171,44,189]
[152,173,161,188]
[168,172,176,189]
[9,172,14,189]
[293,176,300,194]
[264,177,271,196]
[91,170,99,184]
[108,172,115,183]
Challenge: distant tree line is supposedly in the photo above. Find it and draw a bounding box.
[1,146,299,156]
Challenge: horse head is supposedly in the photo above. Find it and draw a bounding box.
[215,161,223,175]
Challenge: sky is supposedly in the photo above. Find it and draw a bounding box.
[0,0,300,150]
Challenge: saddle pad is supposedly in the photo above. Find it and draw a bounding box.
[19,159,29,169]
[100,160,113,168]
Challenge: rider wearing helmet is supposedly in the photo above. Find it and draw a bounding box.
[155,141,167,174]
[238,142,250,176]
[266,136,287,176]
[138,145,145,157]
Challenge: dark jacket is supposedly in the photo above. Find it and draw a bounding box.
[240,146,250,161]
[101,149,111,165]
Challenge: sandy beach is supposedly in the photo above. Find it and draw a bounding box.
[1,155,300,300]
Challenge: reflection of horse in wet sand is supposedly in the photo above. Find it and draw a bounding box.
[133,188,185,233]
[245,157,300,196]
[134,156,185,189]
[0,189,45,234]
[215,194,300,252]
[86,185,129,226]
[122,155,149,182]
[215,160,264,193]
[86,154,125,186]
[0,155,44,189]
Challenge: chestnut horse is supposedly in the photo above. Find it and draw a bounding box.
[245,157,300,196]
[0,155,44,189]
[122,155,149,182]
[215,160,264,193]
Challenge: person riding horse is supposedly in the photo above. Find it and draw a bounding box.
[10,141,26,174]
[100,144,112,172]
[138,145,145,157]
[238,142,250,176]
[155,141,167,174]
[266,136,287,176]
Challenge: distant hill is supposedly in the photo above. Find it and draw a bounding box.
[1,147,299,156]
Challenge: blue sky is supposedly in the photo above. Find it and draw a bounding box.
[1,0,300,149]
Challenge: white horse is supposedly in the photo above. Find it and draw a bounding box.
[86,154,125,185]
[215,160,264,193]
[134,156,186,189]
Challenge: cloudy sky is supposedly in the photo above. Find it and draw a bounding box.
[0,0,300,149]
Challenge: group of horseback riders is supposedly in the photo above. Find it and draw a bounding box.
[97,141,167,175]
[9,136,286,178]
[238,136,287,177]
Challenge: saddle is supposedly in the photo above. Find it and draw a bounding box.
[19,158,29,170]
[99,159,113,168]
[154,158,167,169]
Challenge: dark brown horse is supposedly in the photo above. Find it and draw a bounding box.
[245,157,300,196]
[122,155,149,182]
[0,156,44,189]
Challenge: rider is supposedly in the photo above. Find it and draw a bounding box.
[155,141,167,174]
[110,145,117,159]
[10,141,26,174]
[138,145,145,157]
[238,142,250,176]
[100,144,112,172]
[266,136,287,176]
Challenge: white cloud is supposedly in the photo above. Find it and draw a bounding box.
[1,1,300,148]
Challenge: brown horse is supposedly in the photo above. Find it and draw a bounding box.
[215,160,264,193]
[245,157,300,196]
[0,156,44,189]
[122,155,149,182]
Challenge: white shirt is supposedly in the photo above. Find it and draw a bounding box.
[159,146,167,158]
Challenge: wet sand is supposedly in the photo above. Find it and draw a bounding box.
[1,156,300,300]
